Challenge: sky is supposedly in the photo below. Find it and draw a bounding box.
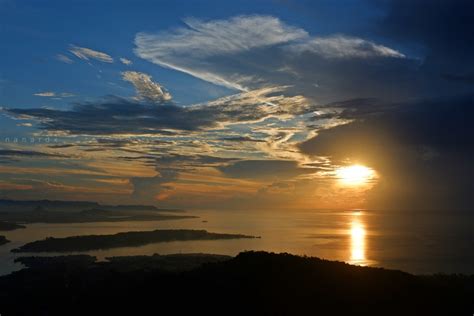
[0,0,473,211]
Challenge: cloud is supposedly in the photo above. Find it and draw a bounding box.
[5,10,472,210]
[131,169,177,202]
[134,15,414,104]
[33,91,75,98]
[4,86,312,135]
[0,181,33,191]
[297,94,474,211]
[69,45,114,63]
[219,136,266,143]
[4,97,197,135]
[120,57,132,65]
[122,71,172,103]
[135,15,307,90]
[34,91,56,97]
[136,15,307,58]
[56,54,74,64]
[287,35,405,59]
[17,122,33,127]
[0,149,67,159]
[0,149,47,157]
[219,159,313,180]
[442,73,474,85]
[130,153,237,202]
[375,0,474,96]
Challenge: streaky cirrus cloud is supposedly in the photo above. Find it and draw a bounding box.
[134,15,411,104]
[69,45,114,63]
[55,54,74,64]
[33,91,55,97]
[287,35,405,59]
[135,15,308,90]
[33,91,75,98]
[122,71,172,103]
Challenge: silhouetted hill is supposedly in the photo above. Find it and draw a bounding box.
[0,251,473,315]
[15,253,231,272]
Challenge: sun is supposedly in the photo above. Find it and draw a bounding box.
[336,165,375,186]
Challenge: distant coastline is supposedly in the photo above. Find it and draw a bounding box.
[0,199,183,213]
[0,209,195,224]
[0,221,26,231]
[0,199,193,224]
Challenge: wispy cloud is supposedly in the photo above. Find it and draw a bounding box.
[33,91,56,97]
[55,54,74,64]
[69,45,114,63]
[33,91,75,98]
[122,71,171,103]
[134,15,410,104]
[135,15,307,90]
[120,57,132,65]
[288,35,405,59]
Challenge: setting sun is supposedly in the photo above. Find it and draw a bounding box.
[336,165,375,186]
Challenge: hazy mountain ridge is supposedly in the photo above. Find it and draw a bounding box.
[0,221,26,231]
[0,199,192,225]
[0,199,181,212]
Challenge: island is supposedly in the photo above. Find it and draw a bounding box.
[11,229,259,253]
[1,251,473,315]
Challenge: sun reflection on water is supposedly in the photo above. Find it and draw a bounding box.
[349,211,367,265]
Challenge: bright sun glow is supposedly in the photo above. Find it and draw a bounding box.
[336,165,375,186]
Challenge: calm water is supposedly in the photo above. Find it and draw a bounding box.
[1,209,473,275]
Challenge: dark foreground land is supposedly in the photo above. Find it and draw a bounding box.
[11,229,259,253]
[0,252,473,315]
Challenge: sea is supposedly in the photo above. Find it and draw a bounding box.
[1,208,473,275]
